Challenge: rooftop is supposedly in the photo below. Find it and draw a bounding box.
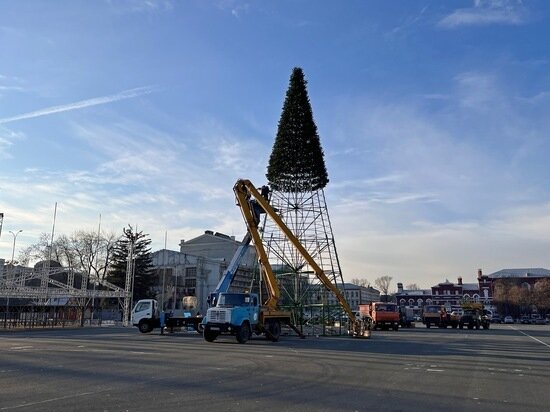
[488,268,550,278]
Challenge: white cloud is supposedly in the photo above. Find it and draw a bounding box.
[438,0,526,28]
[0,126,25,159]
[0,110,271,261]
[217,1,250,18]
[454,71,500,110]
[0,86,157,125]
[321,73,549,286]
[334,202,550,287]
[105,0,175,13]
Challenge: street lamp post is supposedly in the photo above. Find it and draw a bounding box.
[9,230,23,265]
[6,230,22,318]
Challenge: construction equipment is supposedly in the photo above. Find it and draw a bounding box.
[399,306,415,328]
[202,179,371,343]
[459,303,490,330]
[131,295,204,334]
[422,305,459,328]
[132,231,255,335]
[207,233,252,308]
[360,302,400,330]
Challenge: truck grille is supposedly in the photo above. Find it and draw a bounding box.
[209,309,228,323]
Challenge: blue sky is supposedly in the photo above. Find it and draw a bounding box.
[1,0,549,288]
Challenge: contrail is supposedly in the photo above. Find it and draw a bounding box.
[0,86,156,124]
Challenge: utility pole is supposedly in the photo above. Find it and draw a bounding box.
[123,238,135,326]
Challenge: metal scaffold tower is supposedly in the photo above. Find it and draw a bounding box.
[1,262,128,327]
[1,265,126,300]
[259,188,346,327]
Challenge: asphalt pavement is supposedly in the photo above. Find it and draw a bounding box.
[0,323,549,411]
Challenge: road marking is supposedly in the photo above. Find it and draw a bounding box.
[426,369,444,372]
[10,346,33,350]
[511,327,550,348]
[0,392,93,410]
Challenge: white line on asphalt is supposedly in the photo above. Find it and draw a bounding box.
[511,327,550,348]
[0,392,94,410]
[426,369,444,372]
[9,346,33,350]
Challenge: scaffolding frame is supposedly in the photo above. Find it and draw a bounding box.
[0,263,128,327]
[257,187,348,331]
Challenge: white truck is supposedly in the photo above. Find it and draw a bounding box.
[131,296,204,334]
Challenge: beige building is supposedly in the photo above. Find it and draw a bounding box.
[151,231,257,314]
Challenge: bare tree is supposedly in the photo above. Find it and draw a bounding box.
[350,278,370,287]
[406,283,420,290]
[375,275,393,296]
[19,233,65,266]
[66,230,117,282]
[533,279,550,315]
[19,229,117,280]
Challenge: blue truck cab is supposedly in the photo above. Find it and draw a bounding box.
[203,292,260,343]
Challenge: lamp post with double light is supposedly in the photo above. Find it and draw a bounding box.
[6,230,22,317]
[9,230,22,265]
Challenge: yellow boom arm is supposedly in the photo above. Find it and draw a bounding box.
[233,179,357,323]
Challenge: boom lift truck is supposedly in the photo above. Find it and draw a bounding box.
[207,232,252,308]
[131,295,204,334]
[202,179,372,343]
[131,235,253,335]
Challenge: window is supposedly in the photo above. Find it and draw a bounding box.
[186,267,197,277]
[134,301,150,313]
[376,304,398,312]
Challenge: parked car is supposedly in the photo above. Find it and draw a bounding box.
[503,315,514,324]
[520,316,531,324]
[491,314,502,324]
[531,315,546,325]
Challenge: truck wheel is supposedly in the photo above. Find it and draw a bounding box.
[236,322,251,344]
[203,327,218,342]
[138,320,152,333]
[267,320,281,342]
[392,324,399,331]
[195,323,204,334]
[476,323,480,330]
[426,322,430,328]
[468,324,473,329]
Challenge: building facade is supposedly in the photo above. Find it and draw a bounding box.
[396,268,550,314]
[326,282,380,311]
[151,231,257,314]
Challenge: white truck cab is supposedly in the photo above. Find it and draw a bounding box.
[131,299,158,332]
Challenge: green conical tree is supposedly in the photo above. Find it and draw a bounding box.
[267,67,329,192]
[107,225,155,302]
